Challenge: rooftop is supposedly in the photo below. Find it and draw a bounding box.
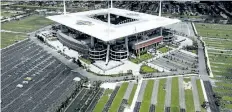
[47,8,180,42]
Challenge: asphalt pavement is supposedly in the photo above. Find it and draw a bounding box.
[197,39,220,112]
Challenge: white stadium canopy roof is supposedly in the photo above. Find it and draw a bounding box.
[47,8,180,42]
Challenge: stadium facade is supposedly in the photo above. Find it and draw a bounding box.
[47,3,180,63]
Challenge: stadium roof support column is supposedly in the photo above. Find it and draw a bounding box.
[111,0,113,8]
[63,0,66,15]
[91,37,94,48]
[159,0,163,36]
[125,37,129,57]
[108,0,110,28]
[105,44,110,65]
[159,0,162,17]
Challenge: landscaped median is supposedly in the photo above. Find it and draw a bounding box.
[156,79,167,112]
[93,89,113,112]
[140,80,154,112]
[158,46,171,53]
[140,64,158,74]
[109,82,129,112]
[171,77,179,112]
[129,53,153,64]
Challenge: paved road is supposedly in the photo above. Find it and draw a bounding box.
[197,40,209,81]
[179,76,186,109]
[204,81,219,112]
[191,76,201,112]
[197,39,220,112]
[136,80,147,102]
[165,78,172,107]
[151,79,159,105]
[123,82,134,100]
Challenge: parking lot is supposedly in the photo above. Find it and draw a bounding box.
[1,39,84,112]
[150,50,198,73]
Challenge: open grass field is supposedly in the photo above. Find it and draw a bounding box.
[1,15,54,33]
[196,79,206,112]
[93,89,113,112]
[10,5,87,11]
[109,82,129,112]
[196,23,232,110]
[1,9,16,17]
[128,84,138,106]
[1,32,27,48]
[171,77,179,112]
[195,23,232,39]
[156,79,167,112]
[140,80,154,112]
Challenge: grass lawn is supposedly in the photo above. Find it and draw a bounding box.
[140,64,158,74]
[93,89,113,112]
[196,22,232,110]
[140,80,155,112]
[223,96,232,101]
[171,77,179,112]
[128,84,138,106]
[158,46,170,53]
[1,15,54,33]
[1,32,27,48]
[225,104,232,109]
[195,23,232,39]
[1,10,16,17]
[185,89,195,112]
[156,79,167,112]
[196,79,206,112]
[130,53,153,64]
[109,82,129,112]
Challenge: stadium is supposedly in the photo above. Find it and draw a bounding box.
[46,2,180,63]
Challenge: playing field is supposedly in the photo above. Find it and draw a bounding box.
[195,23,232,110]
[1,32,27,48]
[1,15,54,33]
[140,80,154,112]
